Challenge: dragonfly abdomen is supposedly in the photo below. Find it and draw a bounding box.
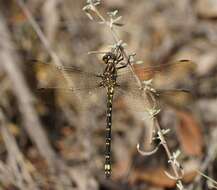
[105,87,114,178]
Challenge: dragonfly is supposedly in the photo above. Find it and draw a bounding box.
[30,46,195,178]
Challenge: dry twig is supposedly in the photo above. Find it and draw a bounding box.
[0,110,39,190]
[0,12,56,170]
[0,12,74,190]
[14,0,98,189]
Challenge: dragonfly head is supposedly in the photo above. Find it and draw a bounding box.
[102,52,117,64]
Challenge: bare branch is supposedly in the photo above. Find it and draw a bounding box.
[137,143,160,156]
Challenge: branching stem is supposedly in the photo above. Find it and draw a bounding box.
[84,1,185,189]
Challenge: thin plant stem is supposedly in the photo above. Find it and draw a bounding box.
[86,2,185,189]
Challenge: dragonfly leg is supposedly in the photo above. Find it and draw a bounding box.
[117,53,124,62]
[116,64,127,70]
[117,53,136,70]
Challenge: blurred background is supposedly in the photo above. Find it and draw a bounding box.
[0,0,217,189]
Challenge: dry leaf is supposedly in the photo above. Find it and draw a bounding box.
[130,167,176,188]
[176,111,203,156]
[130,166,197,187]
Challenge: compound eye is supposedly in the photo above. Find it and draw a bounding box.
[103,54,110,63]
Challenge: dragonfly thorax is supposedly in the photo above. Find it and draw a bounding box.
[101,63,118,88]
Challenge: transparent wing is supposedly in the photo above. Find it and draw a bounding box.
[114,62,194,112]
[27,60,106,109]
[28,60,103,91]
[114,86,193,112]
[118,59,196,88]
[113,86,150,112]
[156,89,194,109]
[114,73,152,112]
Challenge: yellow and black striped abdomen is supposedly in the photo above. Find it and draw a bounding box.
[105,87,114,178]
